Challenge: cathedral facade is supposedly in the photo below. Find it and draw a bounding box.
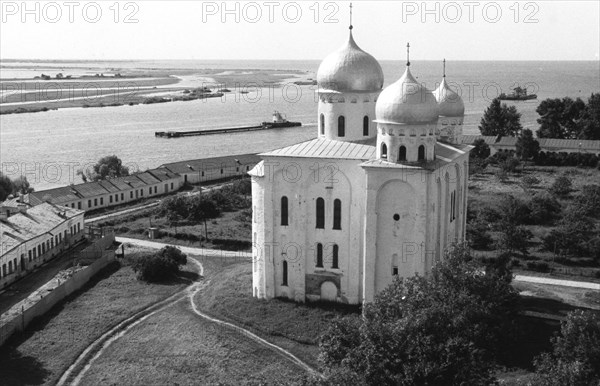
[250,25,471,305]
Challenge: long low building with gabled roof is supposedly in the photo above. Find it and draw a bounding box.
[1,203,85,288]
[11,168,182,212]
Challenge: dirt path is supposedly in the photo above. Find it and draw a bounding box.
[514,274,600,290]
[57,244,316,385]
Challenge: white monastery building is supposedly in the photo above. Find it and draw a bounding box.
[250,20,472,305]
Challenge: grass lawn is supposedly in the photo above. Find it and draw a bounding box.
[0,249,195,386]
[97,204,252,252]
[469,165,600,279]
[193,259,360,370]
[77,300,308,385]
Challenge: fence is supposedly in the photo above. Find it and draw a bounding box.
[0,232,116,347]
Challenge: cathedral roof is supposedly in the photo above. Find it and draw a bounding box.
[375,66,439,124]
[260,138,376,160]
[317,30,384,93]
[434,77,465,117]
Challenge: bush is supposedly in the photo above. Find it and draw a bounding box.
[467,220,494,250]
[528,192,562,225]
[549,176,572,197]
[501,157,521,173]
[574,184,600,217]
[531,310,600,385]
[526,261,550,272]
[521,175,541,191]
[495,169,508,182]
[131,246,187,282]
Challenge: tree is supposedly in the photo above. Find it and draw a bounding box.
[471,139,491,160]
[479,98,523,137]
[549,176,573,197]
[515,129,540,161]
[495,195,533,255]
[543,206,596,256]
[11,176,34,195]
[0,173,14,201]
[577,93,600,140]
[79,155,130,182]
[574,184,600,217]
[318,244,519,386]
[131,246,187,282]
[528,192,561,225]
[536,97,586,139]
[531,310,600,386]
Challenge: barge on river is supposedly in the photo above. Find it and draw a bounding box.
[155,111,301,138]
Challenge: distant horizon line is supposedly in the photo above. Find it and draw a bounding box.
[2,58,599,63]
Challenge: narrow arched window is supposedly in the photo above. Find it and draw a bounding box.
[282,261,288,286]
[363,116,369,136]
[316,198,325,229]
[332,245,339,269]
[338,116,345,137]
[398,146,407,162]
[281,196,288,226]
[381,143,388,159]
[316,243,323,268]
[320,114,325,135]
[418,145,425,161]
[333,199,342,230]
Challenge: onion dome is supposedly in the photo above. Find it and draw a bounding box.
[375,66,439,124]
[317,30,384,93]
[434,60,464,117]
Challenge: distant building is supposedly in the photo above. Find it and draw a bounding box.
[250,23,471,305]
[159,154,261,185]
[0,203,85,288]
[459,135,600,156]
[15,168,181,212]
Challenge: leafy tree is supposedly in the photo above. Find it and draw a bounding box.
[79,155,130,182]
[479,98,523,137]
[577,93,600,140]
[515,129,540,161]
[531,310,600,386]
[471,139,491,159]
[536,97,586,139]
[466,220,493,249]
[549,176,573,197]
[131,246,187,282]
[11,176,34,195]
[543,206,596,256]
[188,195,220,240]
[495,195,533,255]
[318,244,519,386]
[0,173,14,201]
[574,184,600,217]
[528,192,561,224]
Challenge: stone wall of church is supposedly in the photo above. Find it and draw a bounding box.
[252,156,368,304]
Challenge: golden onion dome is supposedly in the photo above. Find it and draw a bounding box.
[375,67,439,124]
[434,77,465,117]
[317,30,384,93]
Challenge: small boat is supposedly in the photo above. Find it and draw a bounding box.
[261,111,302,129]
[499,86,537,101]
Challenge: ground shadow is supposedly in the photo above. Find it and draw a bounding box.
[0,348,51,385]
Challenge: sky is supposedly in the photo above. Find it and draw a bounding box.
[0,0,599,61]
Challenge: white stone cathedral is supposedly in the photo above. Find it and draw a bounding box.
[249,22,472,305]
